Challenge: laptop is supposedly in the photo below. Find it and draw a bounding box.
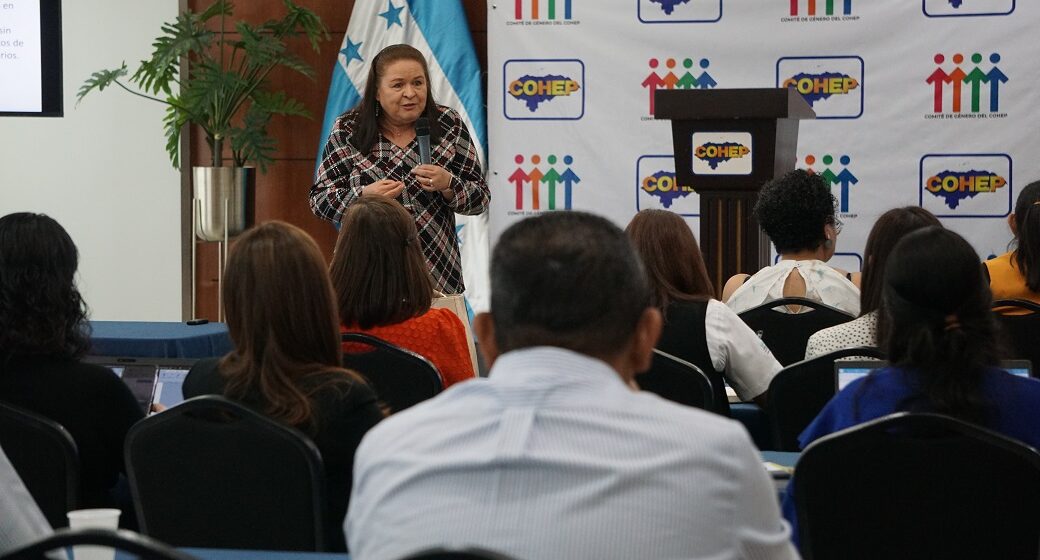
[86,356,197,410]
[834,359,1033,391]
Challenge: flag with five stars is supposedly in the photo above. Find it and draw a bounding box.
[318,0,490,313]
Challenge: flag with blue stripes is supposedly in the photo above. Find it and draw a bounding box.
[318,0,490,312]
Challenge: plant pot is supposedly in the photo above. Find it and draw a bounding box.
[193,166,255,242]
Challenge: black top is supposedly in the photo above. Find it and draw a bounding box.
[183,358,384,552]
[0,355,145,507]
[655,300,732,415]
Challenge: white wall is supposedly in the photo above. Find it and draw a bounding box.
[0,0,182,320]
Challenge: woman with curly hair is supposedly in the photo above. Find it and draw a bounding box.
[722,170,860,315]
[0,212,144,511]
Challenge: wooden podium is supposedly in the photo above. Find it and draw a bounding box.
[654,88,814,294]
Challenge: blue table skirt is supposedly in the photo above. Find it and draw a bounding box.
[89,321,233,359]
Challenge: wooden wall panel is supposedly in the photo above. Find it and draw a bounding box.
[189,0,488,320]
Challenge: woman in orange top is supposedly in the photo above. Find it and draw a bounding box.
[985,180,1040,312]
[330,196,475,388]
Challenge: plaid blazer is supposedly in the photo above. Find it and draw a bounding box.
[311,105,489,294]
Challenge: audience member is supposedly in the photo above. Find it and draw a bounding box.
[986,180,1040,312]
[782,227,1040,537]
[0,212,143,511]
[805,207,941,358]
[346,211,799,560]
[724,170,860,315]
[330,196,474,388]
[183,221,384,552]
[0,444,52,554]
[626,209,782,409]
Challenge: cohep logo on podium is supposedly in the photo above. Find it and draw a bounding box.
[503,59,585,121]
[637,0,723,23]
[776,56,864,119]
[919,153,1012,218]
[691,132,753,176]
[922,0,1014,17]
[636,155,699,216]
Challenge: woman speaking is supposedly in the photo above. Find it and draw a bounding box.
[311,44,489,295]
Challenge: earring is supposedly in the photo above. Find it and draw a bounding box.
[375,103,380,117]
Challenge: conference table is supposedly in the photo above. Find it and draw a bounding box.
[89,321,233,359]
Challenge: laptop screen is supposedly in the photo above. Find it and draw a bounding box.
[152,367,190,409]
[835,359,1033,391]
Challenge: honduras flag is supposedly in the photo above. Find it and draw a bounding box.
[318,0,490,314]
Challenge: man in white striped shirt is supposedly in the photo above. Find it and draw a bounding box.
[346,212,799,560]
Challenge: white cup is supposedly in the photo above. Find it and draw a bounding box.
[66,509,121,560]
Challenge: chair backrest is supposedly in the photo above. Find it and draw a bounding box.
[767,346,886,451]
[125,396,328,551]
[638,349,717,413]
[992,299,1040,376]
[794,412,1040,560]
[399,549,517,560]
[341,333,443,413]
[1,528,195,560]
[0,401,79,529]
[737,297,856,366]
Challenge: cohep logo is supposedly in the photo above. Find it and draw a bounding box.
[637,0,722,23]
[919,153,1012,217]
[507,154,582,214]
[509,0,579,25]
[777,56,864,119]
[636,155,699,216]
[503,59,585,120]
[783,0,859,21]
[800,153,859,215]
[692,132,752,175]
[925,52,1007,119]
[642,57,717,118]
[923,0,1015,17]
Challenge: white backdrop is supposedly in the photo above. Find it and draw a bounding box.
[487,0,1038,275]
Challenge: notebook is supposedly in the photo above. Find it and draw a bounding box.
[834,359,1033,391]
[86,356,197,410]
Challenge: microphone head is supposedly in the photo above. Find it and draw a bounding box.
[415,117,430,137]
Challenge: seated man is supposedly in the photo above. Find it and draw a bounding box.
[346,212,798,560]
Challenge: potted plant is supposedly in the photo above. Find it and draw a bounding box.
[77,0,327,241]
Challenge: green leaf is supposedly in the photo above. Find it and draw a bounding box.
[198,0,233,23]
[76,63,129,104]
[162,99,191,168]
[131,12,214,95]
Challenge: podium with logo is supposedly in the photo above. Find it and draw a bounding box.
[654,88,815,294]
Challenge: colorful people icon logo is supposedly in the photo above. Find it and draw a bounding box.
[789,0,853,16]
[643,57,715,115]
[927,52,1006,114]
[508,154,581,211]
[804,153,858,212]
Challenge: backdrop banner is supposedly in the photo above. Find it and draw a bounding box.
[487,0,1037,276]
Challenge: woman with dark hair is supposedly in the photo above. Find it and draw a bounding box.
[805,207,942,358]
[182,222,383,552]
[331,197,474,389]
[626,210,782,409]
[723,170,860,315]
[0,212,144,510]
[781,227,1040,538]
[311,44,489,295]
[985,180,1040,312]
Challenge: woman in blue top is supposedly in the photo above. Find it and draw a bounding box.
[782,226,1040,542]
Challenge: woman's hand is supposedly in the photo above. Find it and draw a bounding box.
[363,179,405,198]
[411,164,454,193]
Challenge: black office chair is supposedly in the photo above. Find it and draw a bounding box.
[0,528,195,560]
[125,396,328,551]
[992,299,1040,375]
[793,412,1040,560]
[341,333,443,412]
[737,297,855,366]
[0,401,79,529]
[399,548,517,560]
[637,349,717,413]
[767,346,885,451]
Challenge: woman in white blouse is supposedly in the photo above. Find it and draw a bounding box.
[804,207,942,359]
[723,170,860,315]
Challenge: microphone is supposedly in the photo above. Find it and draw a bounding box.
[415,117,432,164]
